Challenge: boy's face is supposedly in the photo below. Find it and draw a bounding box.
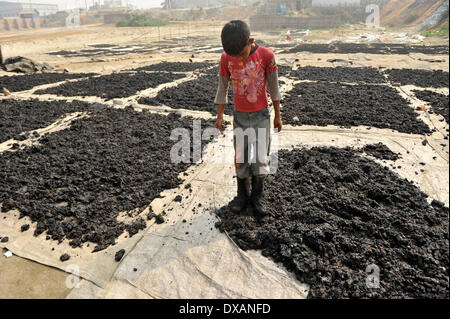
[232,38,254,62]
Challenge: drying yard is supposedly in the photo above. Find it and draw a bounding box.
[0,23,448,299]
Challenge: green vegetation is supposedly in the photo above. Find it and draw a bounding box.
[421,26,449,37]
[116,15,168,27]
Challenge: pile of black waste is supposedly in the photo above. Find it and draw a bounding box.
[281,82,431,135]
[35,72,186,99]
[0,99,93,143]
[139,75,234,116]
[0,107,217,252]
[216,146,449,298]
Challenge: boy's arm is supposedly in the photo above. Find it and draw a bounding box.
[214,76,230,133]
[267,70,283,132]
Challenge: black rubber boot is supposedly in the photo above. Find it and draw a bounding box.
[232,177,249,213]
[251,175,268,217]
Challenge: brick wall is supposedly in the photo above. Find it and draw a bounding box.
[0,17,42,31]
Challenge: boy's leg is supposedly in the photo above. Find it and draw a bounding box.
[233,110,252,179]
[250,108,271,217]
[232,110,251,213]
[253,108,271,177]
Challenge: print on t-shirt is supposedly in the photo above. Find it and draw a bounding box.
[219,46,278,113]
[229,60,265,103]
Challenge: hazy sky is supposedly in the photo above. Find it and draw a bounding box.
[15,0,165,10]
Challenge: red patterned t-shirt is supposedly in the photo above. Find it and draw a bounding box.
[219,46,278,113]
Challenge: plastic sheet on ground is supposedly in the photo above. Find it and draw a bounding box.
[0,110,311,298]
[66,132,310,299]
[68,109,448,298]
[0,204,150,287]
[0,80,448,299]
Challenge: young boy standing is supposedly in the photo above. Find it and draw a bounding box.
[214,20,282,217]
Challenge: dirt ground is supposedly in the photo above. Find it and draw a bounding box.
[0,248,71,298]
[0,22,448,299]
[1,23,448,75]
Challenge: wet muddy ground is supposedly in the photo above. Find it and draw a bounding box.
[216,146,449,298]
[45,37,219,58]
[275,65,292,77]
[286,43,449,55]
[384,69,449,88]
[0,99,93,143]
[138,74,234,115]
[46,44,177,58]
[202,64,291,77]
[0,107,216,252]
[34,72,186,99]
[281,82,432,135]
[203,66,220,75]
[291,66,386,83]
[0,73,95,93]
[413,90,449,123]
[358,143,401,161]
[130,62,214,73]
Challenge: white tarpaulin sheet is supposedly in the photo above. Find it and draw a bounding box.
[0,73,448,299]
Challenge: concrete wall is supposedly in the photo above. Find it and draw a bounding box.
[21,3,58,16]
[250,14,342,30]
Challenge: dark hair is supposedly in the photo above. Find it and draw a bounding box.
[221,20,250,56]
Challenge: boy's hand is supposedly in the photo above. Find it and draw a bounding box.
[215,104,225,134]
[272,101,282,132]
[214,116,224,134]
[274,115,283,132]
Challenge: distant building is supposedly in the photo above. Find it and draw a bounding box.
[296,0,313,10]
[20,9,40,19]
[102,0,124,9]
[22,3,58,16]
[167,0,222,9]
[0,1,22,18]
[312,0,361,6]
[0,1,57,18]
[260,0,314,14]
